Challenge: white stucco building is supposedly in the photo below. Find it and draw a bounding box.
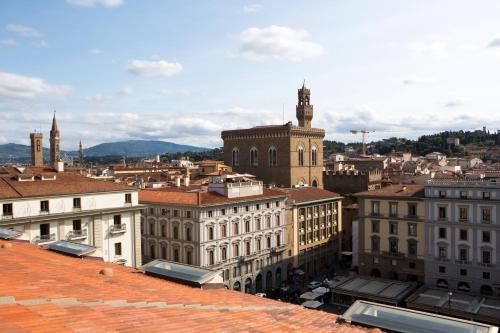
[0,165,142,267]
[139,174,288,293]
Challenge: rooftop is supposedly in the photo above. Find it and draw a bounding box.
[355,184,425,198]
[0,166,134,200]
[279,187,342,204]
[0,240,367,332]
[139,186,286,207]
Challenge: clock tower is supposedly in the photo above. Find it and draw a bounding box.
[296,81,313,128]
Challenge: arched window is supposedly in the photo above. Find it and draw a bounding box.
[186,249,192,264]
[233,243,239,257]
[173,226,179,239]
[311,146,317,166]
[269,147,277,167]
[266,236,271,248]
[246,241,251,255]
[245,220,250,233]
[221,224,227,238]
[276,233,281,247]
[250,147,258,166]
[255,217,261,230]
[208,249,215,265]
[232,148,239,167]
[208,226,214,240]
[221,247,227,260]
[256,238,261,251]
[150,244,156,258]
[173,248,179,262]
[161,245,167,259]
[298,146,304,166]
[186,226,192,241]
[233,222,239,235]
[312,180,318,187]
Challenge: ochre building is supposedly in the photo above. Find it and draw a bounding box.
[221,84,325,188]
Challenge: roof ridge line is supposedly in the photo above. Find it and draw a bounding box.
[0,177,23,198]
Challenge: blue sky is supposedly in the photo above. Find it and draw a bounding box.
[1,0,500,150]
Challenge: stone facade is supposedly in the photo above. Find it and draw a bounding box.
[424,180,500,296]
[139,178,288,294]
[324,169,382,195]
[30,132,43,166]
[356,185,426,282]
[221,85,325,188]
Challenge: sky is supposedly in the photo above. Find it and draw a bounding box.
[1,0,500,150]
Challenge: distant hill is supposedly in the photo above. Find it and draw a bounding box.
[82,140,208,157]
[0,140,208,163]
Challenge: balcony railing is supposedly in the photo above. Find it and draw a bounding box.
[370,212,382,217]
[455,259,471,265]
[478,262,495,268]
[435,256,450,262]
[405,214,419,219]
[40,210,50,215]
[32,233,56,244]
[389,213,398,218]
[110,223,126,234]
[1,214,13,220]
[66,229,88,240]
[382,251,405,258]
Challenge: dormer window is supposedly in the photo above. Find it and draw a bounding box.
[125,193,132,203]
[73,198,81,209]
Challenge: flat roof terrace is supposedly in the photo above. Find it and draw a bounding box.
[407,287,500,326]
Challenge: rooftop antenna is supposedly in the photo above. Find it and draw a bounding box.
[282,103,285,124]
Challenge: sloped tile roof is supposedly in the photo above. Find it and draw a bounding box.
[0,166,134,200]
[0,241,368,332]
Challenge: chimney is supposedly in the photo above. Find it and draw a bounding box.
[55,161,64,173]
[184,177,190,187]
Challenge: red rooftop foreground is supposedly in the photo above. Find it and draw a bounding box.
[0,240,369,333]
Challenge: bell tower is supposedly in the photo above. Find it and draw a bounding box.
[296,81,313,128]
[30,132,44,166]
[50,111,60,164]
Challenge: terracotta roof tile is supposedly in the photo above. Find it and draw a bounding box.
[0,241,367,332]
[278,187,342,203]
[355,184,424,198]
[139,187,286,207]
[0,166,134,200]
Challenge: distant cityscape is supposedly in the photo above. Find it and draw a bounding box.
[1,83,499,332]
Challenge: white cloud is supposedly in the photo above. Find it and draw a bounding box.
[0,71,72,100]
[90,48,102,55]
[0,39,17,46]
[127,59,183,77]
[459,43,479,50]
[119,87,133,95]
[6,24,42,38]
[402,76,435,85]
[444,99,464,107]
[33,40,48,48]
[243,4,262,13]
[487,35,500,48]
[66,0,123,7]
[238,25,324,61]
[408,41,446,58]
[85,94,112,102]
[159,88,191,96]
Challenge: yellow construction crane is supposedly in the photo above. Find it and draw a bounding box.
[350,129,374,156]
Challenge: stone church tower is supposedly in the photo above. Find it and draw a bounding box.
[30,132,43,166]
[222,82,325,188]
[296,81,313,128]
[50,112,60,164]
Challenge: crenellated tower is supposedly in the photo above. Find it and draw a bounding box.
[296,81,313,128]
